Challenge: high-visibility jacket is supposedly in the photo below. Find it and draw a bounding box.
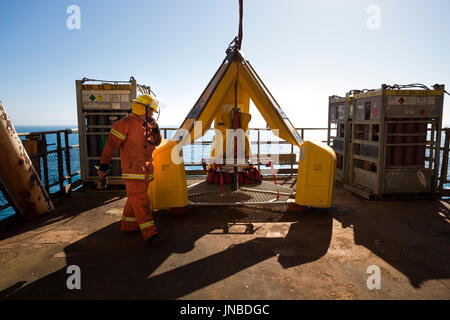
[100,113,162,181]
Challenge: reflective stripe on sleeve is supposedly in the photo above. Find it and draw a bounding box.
[122,173,145,180]
[122,217,136,222]
[111,128,126,140]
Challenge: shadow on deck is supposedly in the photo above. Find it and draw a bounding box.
[1,181,449,299]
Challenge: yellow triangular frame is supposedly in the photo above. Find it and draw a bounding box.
[173,49,303,147]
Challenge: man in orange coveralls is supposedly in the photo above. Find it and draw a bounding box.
[98,94,161,242]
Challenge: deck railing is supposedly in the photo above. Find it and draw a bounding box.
[2,126,449,217]
[161,127,329,176]
[0,129,81,213]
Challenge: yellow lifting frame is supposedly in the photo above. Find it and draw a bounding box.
[173,50,303,147]
[165,49,336,209]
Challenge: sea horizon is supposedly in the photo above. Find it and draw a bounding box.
[14,124,183,132]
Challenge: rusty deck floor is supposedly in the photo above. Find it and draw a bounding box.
[0,178,449,300]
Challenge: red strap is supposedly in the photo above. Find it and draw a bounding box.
[217,164,224,194]
[234,108,240,159]
[266,161,279,201]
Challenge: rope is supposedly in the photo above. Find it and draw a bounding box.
[266,161,280,201]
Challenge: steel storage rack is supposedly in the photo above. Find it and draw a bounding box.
[344,84,445,199]
[76,77,152,187]
[327,91,359,184]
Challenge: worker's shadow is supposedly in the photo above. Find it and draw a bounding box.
[3,205,332,299]
[0,191,126,241]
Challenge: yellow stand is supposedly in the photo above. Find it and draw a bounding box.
[294,140,336,208]
[148,139,188,211]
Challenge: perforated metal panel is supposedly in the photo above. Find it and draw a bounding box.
[76,78,152,186]
[344,84,445,199]
[327,92,358,184]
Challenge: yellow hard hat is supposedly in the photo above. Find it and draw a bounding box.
[131,94,159,115]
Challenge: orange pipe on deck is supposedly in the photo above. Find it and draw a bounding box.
[0,101,54,218]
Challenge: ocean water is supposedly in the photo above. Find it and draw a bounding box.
[1,125,449,222]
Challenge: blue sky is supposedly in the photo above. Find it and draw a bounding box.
[0,0,449,128]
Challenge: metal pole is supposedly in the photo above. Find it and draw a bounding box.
[430,122,437,189]
[257,129,260,171]
[290,143,294,176]
[42,134,50,194]
[56,132,64,193]
[232,80,239,191]
[433,85,445,192]
[64,130,72,185]
[439,129,450,193]
[0,179,18,214]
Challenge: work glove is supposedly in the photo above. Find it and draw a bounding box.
[98,170,107,181]
[96,164,110,189]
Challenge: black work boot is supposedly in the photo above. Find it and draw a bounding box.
[145,232,162,245]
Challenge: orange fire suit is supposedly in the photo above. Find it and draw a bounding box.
[100,113,162,241]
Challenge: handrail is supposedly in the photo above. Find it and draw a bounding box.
[17,128,78,136]
[2,125,447,207]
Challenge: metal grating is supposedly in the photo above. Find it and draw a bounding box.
[189,189,292,204]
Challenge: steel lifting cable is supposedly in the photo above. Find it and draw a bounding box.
[386,83,449,96]
[386,83,431,90]
[137,84,155,96]
[82,77,157,97]
[346,89,362,97]
[81,77,132,84]
[432,84,450,96]
[226,0,244,53]
[237,0,243,50]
